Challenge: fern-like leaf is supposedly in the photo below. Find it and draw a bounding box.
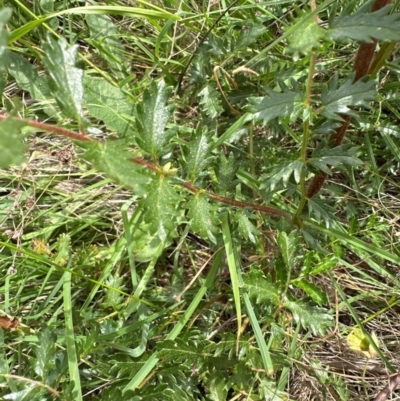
[330,4,400,43]
[198,84,223,119]
[242,269,280,306]
[284,300,332,335]
[320,74,376,120]
[248,89,304,123]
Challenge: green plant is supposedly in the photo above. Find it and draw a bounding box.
[1,0,400,399]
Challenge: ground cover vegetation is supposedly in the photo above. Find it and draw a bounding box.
[1,0,400,399]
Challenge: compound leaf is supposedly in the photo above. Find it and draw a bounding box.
[243,269,280,306]
[330,5,400,43]
[198,84,223,119]
[320,75,376,120]
[262,160,304,191]
[309,144,363,175]
[158,339,205,364]
[234,211,259,244]
[215,152,238,193]
[277,231,299,271]
[284,300,332,335]
[247,89,304,123]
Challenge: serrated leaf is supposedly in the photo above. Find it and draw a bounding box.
[185,127,211,181]
[79,140,151,195]
[262,159,304,191]
[42,36,86,123]
[0,8,11,94]
[277,231,299,271]
[86,13,130,80]
[215,152,238,193]
[187,195,218,242]
[309,144,363,174]
[0,117,27,168]
[330,5,400,43]
[135,80,174,157]
[248,89,304,123]
[235,211,259,244]
[158,339,205,363]
[320,75,376,120]
[84,76,135,137]
[242,269,280,306]
[140,176,181,237]
[103,273,125,310]
[132,220,173,262]
[284,300,332,335]
[292,279,328,305]
[307,197,337,227]
[7,52,60,118]
[35,326,57,379]
[198,84,223,119]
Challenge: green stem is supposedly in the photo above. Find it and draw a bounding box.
[293,53,316,225]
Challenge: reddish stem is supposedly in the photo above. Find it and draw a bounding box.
[0,113,93,142]
[306,0,392,199]
[1,113,290,219]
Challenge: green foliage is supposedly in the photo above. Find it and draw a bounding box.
[0,8,11,94]
[248,87,304,123]
[320,74,376,120]
[309,143,362,175]
[134,80,175,158]
[42,36,86,124]
[184,127,212,182]
[79,140,151,195]
[84,76,135,137]
[187,195,218,242]
[140,176,182,236]
[7,53,60,118]
[2,1,400,400]
[243,269,280,305]
[330,4,400,42]
[86,13,130,80]
[198,84,223,119]
[0,117,27,167]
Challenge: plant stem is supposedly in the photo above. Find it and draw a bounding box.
[293,53,316,225]
[305,0,393,199]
